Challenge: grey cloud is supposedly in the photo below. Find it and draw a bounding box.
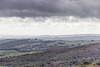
[0,0,100,18]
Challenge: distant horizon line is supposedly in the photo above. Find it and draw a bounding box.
[0,34,100,36]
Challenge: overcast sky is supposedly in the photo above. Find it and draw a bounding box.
[0,0,100,35]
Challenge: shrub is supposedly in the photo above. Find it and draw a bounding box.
[96,62,100,65]
[40,62,46,66]
[82,61,90,65]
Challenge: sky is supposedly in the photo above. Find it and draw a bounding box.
[0,0,100,35]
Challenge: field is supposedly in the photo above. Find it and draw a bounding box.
[0,39,100,57]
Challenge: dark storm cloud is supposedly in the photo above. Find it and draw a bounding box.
[0,0,100,18]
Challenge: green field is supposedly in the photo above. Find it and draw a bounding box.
[0,39,100,57]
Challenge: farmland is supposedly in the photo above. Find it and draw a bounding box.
[0,39,100,57]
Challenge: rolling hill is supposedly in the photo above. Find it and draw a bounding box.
[0,39,99,57]
[1,43,100,67]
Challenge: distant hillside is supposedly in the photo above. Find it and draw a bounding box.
[1,34,100,41]
[37,34,100,41]
[1,43,100,67]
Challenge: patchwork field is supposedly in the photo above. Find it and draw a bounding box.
[0,39,100,57]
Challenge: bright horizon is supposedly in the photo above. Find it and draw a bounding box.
[0,16,100,35]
